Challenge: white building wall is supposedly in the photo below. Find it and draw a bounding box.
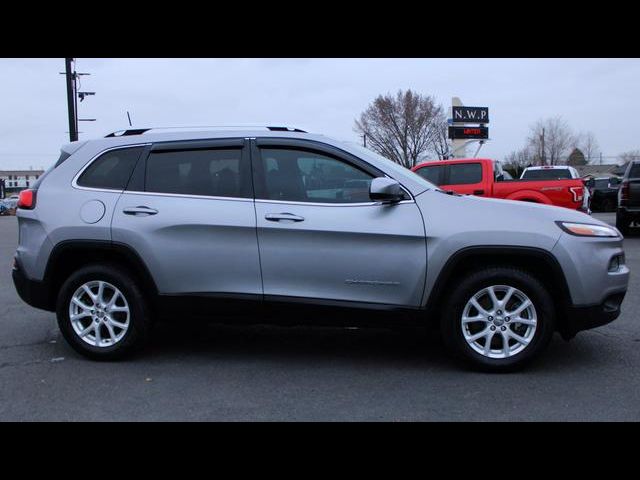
[0,171,44,192]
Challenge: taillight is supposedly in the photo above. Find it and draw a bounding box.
[17,189,36,209]
[620,181,630,202]
[569,186,584,203]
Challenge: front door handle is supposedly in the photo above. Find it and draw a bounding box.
[473,189,485,195]
[265,213,305,222]
[123,206,158,216]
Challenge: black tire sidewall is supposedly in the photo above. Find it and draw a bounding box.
[56,264,150,360]
[441,267,555,372]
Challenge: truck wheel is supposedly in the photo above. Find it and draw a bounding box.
[56,264,152,360]
[440,267,555,372]
[616,211,629,235]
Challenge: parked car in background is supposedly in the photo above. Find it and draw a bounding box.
[412,158,587,211]
[520,165,591,213]
[587,177,621,212]
[0,197,18,215]
[3,196,19,209]
[616,160,640,235]
[12,128,628,372]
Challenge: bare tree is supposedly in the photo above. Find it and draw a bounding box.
[526,116,576,166]
[503,147,535,178]
[618,150,640,164]
[354,89,443,168]
[577,131,600,164]
[431,112,451,160]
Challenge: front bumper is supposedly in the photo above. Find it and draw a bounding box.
[561,291,626,339]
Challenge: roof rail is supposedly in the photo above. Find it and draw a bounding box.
[104,125,307,138]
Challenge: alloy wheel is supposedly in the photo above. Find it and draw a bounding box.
[461,285,537,359]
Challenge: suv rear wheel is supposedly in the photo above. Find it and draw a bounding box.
[56,264,152,360]
[440,266,555,372]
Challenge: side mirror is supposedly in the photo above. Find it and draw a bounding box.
[609,177,621,186]
[369,177,404,203]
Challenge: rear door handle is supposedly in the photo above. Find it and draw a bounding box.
[123,206,158,216]
[265,213,305,222]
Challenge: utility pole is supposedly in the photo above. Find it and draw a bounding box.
[362,134,367,148]
[600,152,603,165]
[61,58,95,142]
[540,127,546,166]
[64,58,78,142]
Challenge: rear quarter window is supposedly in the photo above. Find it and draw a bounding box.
[629,163,640,178]
[77,147,143,190]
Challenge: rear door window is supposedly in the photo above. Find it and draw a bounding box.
[448,163,482,185]
[629,163,640,178]
[415,165,446,186]
[145,148,251,198]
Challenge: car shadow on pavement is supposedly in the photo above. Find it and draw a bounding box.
[137,320,613,374]
[145,321,455,369]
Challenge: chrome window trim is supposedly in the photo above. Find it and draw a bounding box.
[253,182,414,207]
[254,198,414,207]
[122,190,253,203]
[71,141,416,206]
[71,143,152,192]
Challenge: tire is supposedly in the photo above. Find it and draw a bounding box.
[56,264,152,360]
[440,266,555,372]
[616,210,629,236]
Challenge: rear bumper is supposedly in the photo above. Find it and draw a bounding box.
[562,291,626,339]
[12,260,53,311]
[618,206,640,217]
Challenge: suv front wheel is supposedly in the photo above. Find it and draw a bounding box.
[441,266,555,372]
[56,264,152,360]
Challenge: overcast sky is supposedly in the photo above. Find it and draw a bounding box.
[1,58,639,170]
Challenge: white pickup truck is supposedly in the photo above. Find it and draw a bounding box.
[520,166,591,213]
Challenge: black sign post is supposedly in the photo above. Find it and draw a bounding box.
[452,106,489,124]
[448,126,489,140]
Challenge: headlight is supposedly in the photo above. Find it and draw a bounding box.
[556,221,620,237]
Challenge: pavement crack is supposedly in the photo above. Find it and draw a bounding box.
[0,359,51,369]
[0,339,58,351]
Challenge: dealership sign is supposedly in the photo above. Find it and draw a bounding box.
[452,106,489,124]
[448,126,489,140]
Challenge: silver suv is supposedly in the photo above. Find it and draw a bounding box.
[12,127,630,371]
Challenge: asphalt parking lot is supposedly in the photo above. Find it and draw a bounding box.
[0,213,639,421]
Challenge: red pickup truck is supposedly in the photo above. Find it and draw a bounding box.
[412,158,586,210]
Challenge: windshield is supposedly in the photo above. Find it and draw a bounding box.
[521,168,572,180]
[341,142,437,190]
